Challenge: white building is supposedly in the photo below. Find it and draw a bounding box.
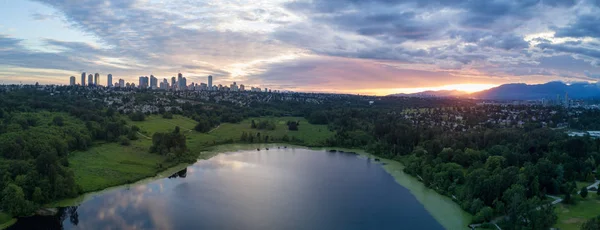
[69,76,76,86]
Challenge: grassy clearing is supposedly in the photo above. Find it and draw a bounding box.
[69,116,333,193]
[69,140,168,193]
[131,115,197,135]
[576,181,593,191]
[0,212,16,229]
[210,117,333,146]
[554,195,600,230]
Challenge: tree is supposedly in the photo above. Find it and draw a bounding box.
[1,184,32,216]
[52,116,64,126]
[194,120,212,133]
[287,121,299,131]
[581,186,589,199]
[582,215,600,230]
[251,120,257,129]
[32,187,44,204]
[240,132,248,142]
[119,136,131,146]
[597,187,600,198]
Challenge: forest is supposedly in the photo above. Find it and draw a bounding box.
[0,87,136,216]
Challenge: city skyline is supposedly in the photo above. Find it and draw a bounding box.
[0,1,600,95]
[67,72,275,92]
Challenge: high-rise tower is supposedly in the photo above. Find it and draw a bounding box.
[94,73,100,86]
[107,74,113,87]
[88,74,93,86]
[81,72,86,86]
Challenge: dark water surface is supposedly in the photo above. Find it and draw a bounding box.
[10,148,445,230]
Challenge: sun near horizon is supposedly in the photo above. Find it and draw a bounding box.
[352,83,499,96]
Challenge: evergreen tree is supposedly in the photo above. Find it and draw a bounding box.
[581,187,589,199]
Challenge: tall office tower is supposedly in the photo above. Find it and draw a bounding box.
[240,84,245,91]
[171,77,176,90]
[208,75,213,91]
[70,76,76,86]
[139,76,149,89]
[177,73,183,90]
[88,74,93,86]
[181,77,187,90]
[119,79,125,88]
[107,74,113,87]
[93,73,99,86]
[150,75,157,89]
[231,82,238,91]
[81,72,86,86]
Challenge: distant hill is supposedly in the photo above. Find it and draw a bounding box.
[389,90,467,98]
[389,82,600,100]
[472,82,600,100]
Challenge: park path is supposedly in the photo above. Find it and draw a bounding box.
[137,132,151,140]
[469,180,600,230]
[208,125,220,133]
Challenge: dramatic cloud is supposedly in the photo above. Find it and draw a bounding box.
[0,0,600,94]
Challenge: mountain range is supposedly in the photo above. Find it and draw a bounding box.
[390,82,600,100]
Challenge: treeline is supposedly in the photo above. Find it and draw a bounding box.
[0,88,134,217]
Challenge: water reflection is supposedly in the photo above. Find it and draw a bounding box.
[168,168,187,179]
[10,148,445,230]
[8,206,79,230]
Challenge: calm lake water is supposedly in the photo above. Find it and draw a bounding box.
[10,147,446,230]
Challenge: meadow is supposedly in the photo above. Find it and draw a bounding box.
[555,195,600,230]
[69,115,334,193]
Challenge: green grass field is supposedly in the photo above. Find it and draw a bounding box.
[0,212,16,230]
[555,195,600,230]
[131,115,197,135]
[68,116,334,193]
[210,117,333,146]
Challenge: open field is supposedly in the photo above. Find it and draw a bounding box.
[210,117,333,146]
[69,116,334,193]
[131,115,197,135]
[555,195,600,230]
[69,140,167,193]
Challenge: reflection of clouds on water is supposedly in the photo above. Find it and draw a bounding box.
[73,181,173,230]
[194,159,257,171]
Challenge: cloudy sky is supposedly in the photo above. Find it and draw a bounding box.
[1,0,600,95]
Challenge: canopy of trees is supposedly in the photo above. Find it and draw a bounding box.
[0,88,134,217]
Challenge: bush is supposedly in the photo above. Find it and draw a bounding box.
[581,186,589,199]
[251,120,276,130]
[194,120,212,133]
[287,121,299,131]
[119,136,131,146]
[582,215,600,230]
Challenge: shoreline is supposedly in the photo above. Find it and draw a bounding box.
[33,143,470,230]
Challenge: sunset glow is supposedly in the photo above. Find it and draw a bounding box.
[0,0,599,94]
[396,84,500,94]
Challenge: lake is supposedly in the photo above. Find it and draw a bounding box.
[9,147,453,230]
